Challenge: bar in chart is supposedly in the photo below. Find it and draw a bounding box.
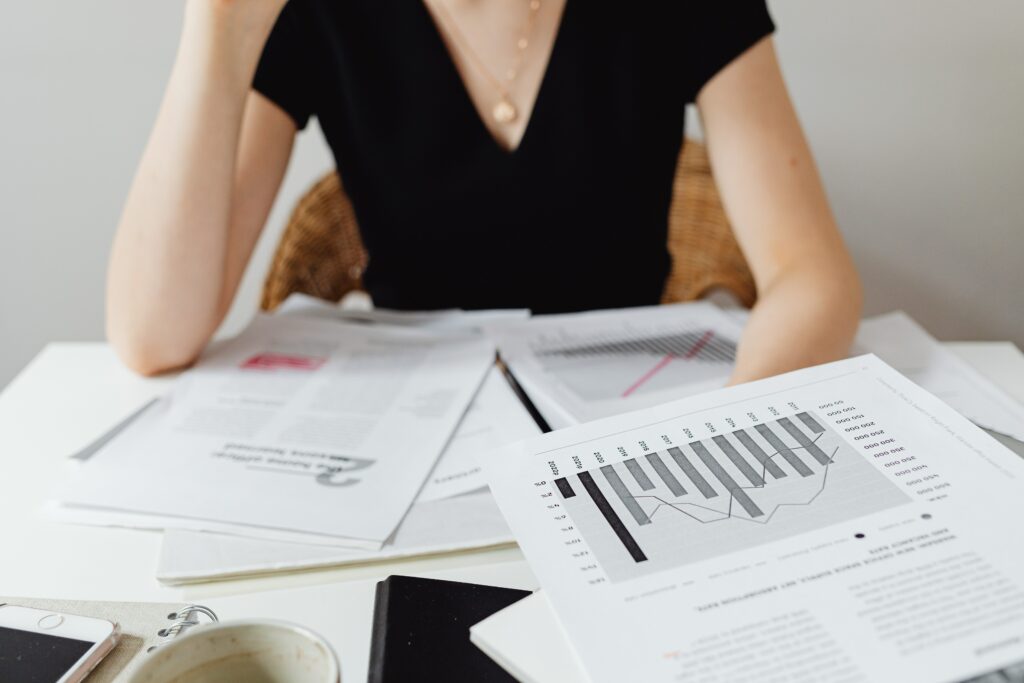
[574,472,648,563]
[553,411,911,582]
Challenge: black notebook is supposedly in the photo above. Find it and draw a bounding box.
[367,575,532,683]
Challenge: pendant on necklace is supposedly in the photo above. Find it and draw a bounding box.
[492,99,518,124]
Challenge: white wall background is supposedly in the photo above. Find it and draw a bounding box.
[1,1,1022,389]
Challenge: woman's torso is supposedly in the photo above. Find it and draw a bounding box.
[255,1,766,312]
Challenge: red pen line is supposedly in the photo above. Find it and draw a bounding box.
[620,330,715,398]
[682,330,715,360]
[622,354,675,397]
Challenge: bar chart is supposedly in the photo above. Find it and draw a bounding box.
[530,326,737,400]
[553,411,910,582]
[535,329,736,364]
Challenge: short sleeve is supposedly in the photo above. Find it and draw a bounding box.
[685,1,775,100]
[253,1,315,129]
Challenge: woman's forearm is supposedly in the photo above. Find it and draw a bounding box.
[729,262,862,385]
[106,1,283,374]
[692,38,863,384]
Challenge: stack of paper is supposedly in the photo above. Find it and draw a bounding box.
[145,299,753,582]
[158,491,513,584]
[478,355,1024,682]
[53,312,497,550]
[155,366,542,583]
[470,311,1024,681]
[51,297,1024,594]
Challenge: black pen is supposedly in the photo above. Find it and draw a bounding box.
[496,354,553,433]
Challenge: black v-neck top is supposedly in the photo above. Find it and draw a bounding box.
[254,1,773,313]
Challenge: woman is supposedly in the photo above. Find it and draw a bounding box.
[107,0,861,383]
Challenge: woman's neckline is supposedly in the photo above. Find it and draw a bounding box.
[419,0,572,157]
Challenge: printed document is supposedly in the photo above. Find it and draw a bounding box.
[483,355,1024,682]
[490,302,744,428]
[277,294,539,501]
[152,366,541,582]
[58,314,494,548]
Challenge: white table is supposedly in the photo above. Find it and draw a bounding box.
[2,341,1023,680]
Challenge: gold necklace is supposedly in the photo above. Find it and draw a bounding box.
[433,0,542,125]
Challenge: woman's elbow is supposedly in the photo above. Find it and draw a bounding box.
[106,319,201,377]
[804,248,863,318]
[820,256,863,352]
[839,255,864,322]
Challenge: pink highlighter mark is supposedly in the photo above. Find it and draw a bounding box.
[620,330,715,398]
[621,354,676,398]
[241,353,326,372]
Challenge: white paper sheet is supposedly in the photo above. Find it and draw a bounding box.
[482,355,1024,682]
[52,366,538,543]
[277,292,530,330]
[489,302,745,428]
[471,591,586,683]
[45,494,415,548]
[56,315,494,548]
[156,490,514,584]
[855,311,1024,441]
[277,294,539,502]
[418,366,542,503]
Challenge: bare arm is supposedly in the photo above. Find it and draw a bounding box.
[697,37,862,384]
[107,0,296,375]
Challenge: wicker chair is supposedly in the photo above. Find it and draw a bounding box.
[261,139,756,311]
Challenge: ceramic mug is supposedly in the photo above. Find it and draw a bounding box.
[128,619,340,683]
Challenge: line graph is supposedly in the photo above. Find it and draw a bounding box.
[636,435,835,525]
[553,411,910,582]
[529,326,738,402]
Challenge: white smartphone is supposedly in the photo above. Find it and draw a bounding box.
[0,604,119,683]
